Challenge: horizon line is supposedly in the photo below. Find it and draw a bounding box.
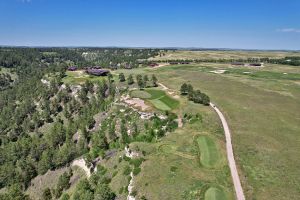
[0,45,299,52]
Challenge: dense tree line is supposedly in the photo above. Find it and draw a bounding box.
[136,74,158,89]
[81,48,159,69]
[0,72,13,90]
[0,47,167,199]
[0,48,118,198]
[180,83,210,105]
[152,56,300,66]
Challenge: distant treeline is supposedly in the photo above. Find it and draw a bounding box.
[151,56,300,66]
[0,47,159,69]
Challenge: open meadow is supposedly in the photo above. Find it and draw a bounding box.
[149,50,300,60]
[145,61,300,200]
[42,53,300,200]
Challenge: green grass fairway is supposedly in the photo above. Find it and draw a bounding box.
[149,99,171,110]
[130,90,152,99]
[63,70,107,84]
[196,136,220,168]
[150,63,300,199]
[205,187,227,200]
[133,121,233,200]
[130,89,179,111]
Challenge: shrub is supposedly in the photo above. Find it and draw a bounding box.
[129,158,145,168]
[123,165,131,175]
[133,167,141,176]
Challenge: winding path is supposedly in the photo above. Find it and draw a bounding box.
[157,82,245,199]
[210,103,245,200]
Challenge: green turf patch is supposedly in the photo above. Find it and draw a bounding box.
[149,99,171,111]
[196,136,220,168]
[63,70,107,84]
[159,95,180,109]
[130,88,179,111]
[204,187,227,200]
[146,89,166,99]
[130,90,152,99]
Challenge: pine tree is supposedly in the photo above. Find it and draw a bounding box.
[180,83,188,95]
[119,73,125,82]
[151,74,158,87]
[127,74,134,85]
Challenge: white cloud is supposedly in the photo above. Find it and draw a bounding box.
[277,28,300,33]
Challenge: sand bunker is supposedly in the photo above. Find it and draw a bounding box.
[210,69,226,74]
[122,95,149,111]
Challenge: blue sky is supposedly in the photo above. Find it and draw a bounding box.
[1,0,300,49]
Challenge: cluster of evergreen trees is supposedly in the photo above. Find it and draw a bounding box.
[79,48,159,69]
[117,73,158,89]
[0,71,13,90]
[153,55,300,67]
[0,47,171,199]
[135,74,158,89]
[180,83,210,105]
[0,48,118,199]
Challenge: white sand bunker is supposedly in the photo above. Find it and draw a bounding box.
[210,69,226,74]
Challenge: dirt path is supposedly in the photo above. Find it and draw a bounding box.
[177,114,183,128]
[158,82,169,90]
[127,172,135,200]
[210,103,245,200]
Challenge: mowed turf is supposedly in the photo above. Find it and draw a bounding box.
[63,70,107,84]
[151,64,300,199]
[196,136,220,168]
[130,90,151,99]
[130,89,179,111]
[205,187,227,200]
[133,121,233,200]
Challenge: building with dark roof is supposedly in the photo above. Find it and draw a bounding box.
[68,66,77,71]
[86,68,110,76]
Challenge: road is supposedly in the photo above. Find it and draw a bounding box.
[210,102,245,200]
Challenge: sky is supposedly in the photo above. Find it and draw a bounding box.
[0,0,300,50]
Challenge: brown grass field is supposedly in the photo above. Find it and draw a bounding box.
[149,50,300,60]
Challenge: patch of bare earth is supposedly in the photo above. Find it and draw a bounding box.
[122,95,149,111]
[26,167,69,200]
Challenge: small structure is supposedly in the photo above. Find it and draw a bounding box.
[68,66,77,71]
[231,62,244,66]
[181,62,190,64]
[249,63,262,67]
[169,62,179,65]
[86,68,110,76]
[124,63,132,69]
[148,63,159,67]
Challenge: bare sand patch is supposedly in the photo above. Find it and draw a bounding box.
[122,95,149,111]
[210,69,226,74]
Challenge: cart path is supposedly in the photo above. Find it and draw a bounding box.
[158,82,245,199]
[210,102,245,200]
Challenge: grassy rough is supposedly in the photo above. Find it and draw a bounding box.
[149,50,300,60]
[63,70,107,84]
[133,115,233,200]
[152,64,300,200]
[130,90,152,99]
